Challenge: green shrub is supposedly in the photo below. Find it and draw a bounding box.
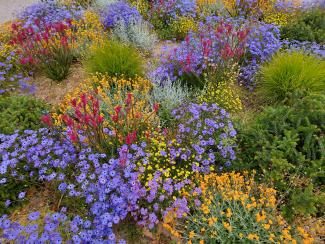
[235,94,325,219]
[257,51,325,104]
[281,9,325,44]
[0,96,49,134]
[84,40,144,79]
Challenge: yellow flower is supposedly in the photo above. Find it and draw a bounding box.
[226,208,232,218]
[189,231,195,238]
[223,222,233,232]
[247,233,259,240]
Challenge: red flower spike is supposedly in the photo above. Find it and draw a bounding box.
[153,103,159,112]
[40,114,52,126]
[125,93,133,106]
[68,130,78,143]
[112,114,119,123]
[114,105,122,115]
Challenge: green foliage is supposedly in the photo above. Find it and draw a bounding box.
[257,51,325,104]
[84,40,144,79]
[236,94,325,219]
[40,45,74,81]
[281,9,325,44]
[0,179,31,215]
[0,96,49,134]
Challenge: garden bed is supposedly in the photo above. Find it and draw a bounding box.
[0,0,324,243]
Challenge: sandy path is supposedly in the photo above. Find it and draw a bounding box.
[0,0,38,24]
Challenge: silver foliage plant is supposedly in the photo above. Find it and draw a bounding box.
[112,18,158,53]
[150,78,192,126]
[95,0,118,9]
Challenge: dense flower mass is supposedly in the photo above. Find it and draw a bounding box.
[150,0,197,19]
[240,20,281,88]
[17,0,82,29]
[0,0,323,243]
[163,172,315,243]
[0,43,33,94]
[101,1,142,29]
[151,16,250,85]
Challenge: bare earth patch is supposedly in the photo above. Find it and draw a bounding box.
[31,63,88,105]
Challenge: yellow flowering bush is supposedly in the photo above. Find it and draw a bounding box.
[196,0,223,17]
[198,64,243,113]
[67,10,106,58]
[163,172,315,244]
[137,131,196,185]
[198,82,243,113]
[171,17,198,40]
[222,0,294,25]
[264,10,293,27]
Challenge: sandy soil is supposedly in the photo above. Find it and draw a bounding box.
[31,63,88,105]
[0,0,39,24]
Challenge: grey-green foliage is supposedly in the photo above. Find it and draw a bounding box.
[112,18,158,53]
[94,0,118,9]
[150,80,191,126]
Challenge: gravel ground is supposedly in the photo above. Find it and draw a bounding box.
[0,0,38,24]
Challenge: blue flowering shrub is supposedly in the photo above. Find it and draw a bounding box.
[18,0,82,29]
[150,17,282,89]
[101,1,142,29]
[0,43,33,94]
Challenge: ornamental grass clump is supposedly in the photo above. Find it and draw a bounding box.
[257,51,325,104]
[163,172,314,243]
[84,40,144,79]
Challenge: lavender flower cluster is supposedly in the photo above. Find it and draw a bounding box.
[282,40,325,58]
[101,1,142,29]
[240,21,282,89]
[0,45,34,94]
[18,0,82,29]
[150,17,281,89]
[0,128,140,242]
[150,0,197,19]
[0,210,126,243]
[172,103,237,172]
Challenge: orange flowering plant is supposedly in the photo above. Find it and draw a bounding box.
[163,172,314,244]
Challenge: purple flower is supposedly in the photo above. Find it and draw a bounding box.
[18,192,26,199]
